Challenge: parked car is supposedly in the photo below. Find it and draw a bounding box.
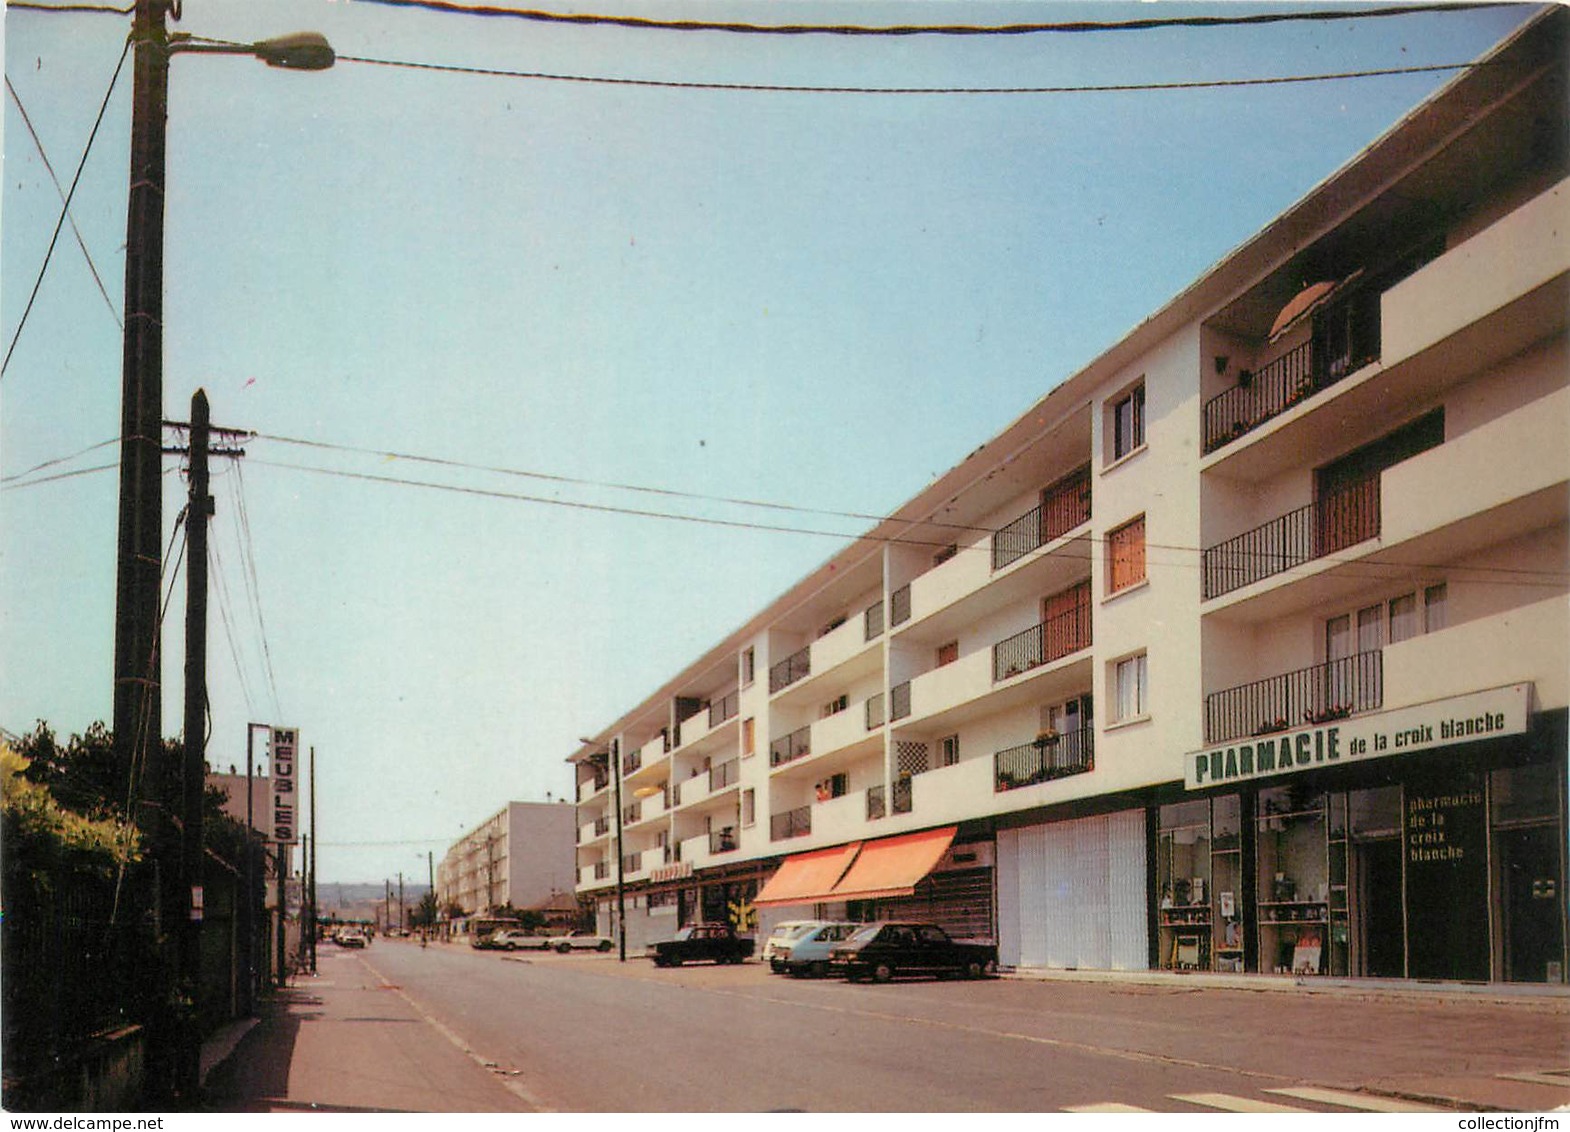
[479,929,554,951]
[760,920,824,966]
[553,930,615,953]
[777,922,859,977]
[336,929,368,949]
[829,921,998,982]
[648,922,754,967]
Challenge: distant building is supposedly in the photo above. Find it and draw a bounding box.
[436,802,576,919]
[207,770,273,836]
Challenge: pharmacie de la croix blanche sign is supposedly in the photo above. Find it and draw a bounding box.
[1184,684,1530,791]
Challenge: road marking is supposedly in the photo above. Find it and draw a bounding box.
[1174,1092,1310,1112]
[1499,1069,1570,1087]
[1266,1086,1444,1112]
[1065,1103,1153,1112]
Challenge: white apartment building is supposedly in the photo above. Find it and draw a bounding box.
[436,801,578,919]
[570,10,1568,982]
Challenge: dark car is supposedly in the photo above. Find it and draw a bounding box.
[648,922,755,967]
[829,921,997,982]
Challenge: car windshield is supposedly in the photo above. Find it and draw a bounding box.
[845,924,881,944]
[673,927,695,940]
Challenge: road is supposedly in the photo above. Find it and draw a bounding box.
[334,939,1570,1113]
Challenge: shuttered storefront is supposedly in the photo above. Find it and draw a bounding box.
[997,808,1148,970]
[878,866,995,940]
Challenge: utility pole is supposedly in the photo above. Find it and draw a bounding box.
[309,746,317,974]
[275,841,286,987]
[398,872,405,933]
[611,738,626,962]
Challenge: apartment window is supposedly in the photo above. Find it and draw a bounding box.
[1327,586,1447,656]
[741,647,755,687]
[742,788,755,828]
[742,717,756,757]
[821,694,848,718]
[1424,584,1447,632]
[1107,515,1147,594]
[936,640,959,667]
[1388,593,1418,643]
[939,734,960,767]
[1110,383,1146,461]
[814,773,849,801]
[1113,653,1148,722]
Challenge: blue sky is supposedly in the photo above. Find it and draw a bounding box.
[0,0,1539,883]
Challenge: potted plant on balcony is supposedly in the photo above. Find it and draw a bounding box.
[1033,729,1059,748]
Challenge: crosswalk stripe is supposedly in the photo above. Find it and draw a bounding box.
[1173,1092,1310,1113]
[1266,1086,1444,1112]
[1065,1103,1153,1113]
[1499,1070,1570,1088]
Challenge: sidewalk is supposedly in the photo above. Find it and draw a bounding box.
[200,950,537,1113]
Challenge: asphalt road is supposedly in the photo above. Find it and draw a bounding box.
[349,939,1570,1113]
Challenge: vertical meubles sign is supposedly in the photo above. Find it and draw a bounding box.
[271,727,298,844]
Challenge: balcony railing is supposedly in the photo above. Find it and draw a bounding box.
[891,585,911,627]
[710,827,739,854]
[622,802,641,825]
[622,854,642,875]
[865,600,885,642]
[892,777,912,815]
[1206,650,1383,745]
[622,748,642,776]
[1202,294,1380,455]
[866,784,886,820]
[709,757,739,792]
[992,602,1092,682]
[865,692,885,730]
[769,646,811,693]
[594,861,610,880]
[593,816,610,836]
[890,681,911,722]
[992,466,1092,570]
[709,689,740,729]
[1202,477,1381,599]
[994,726,1094,791]
[769,725,812,768]
[770,805,812,841]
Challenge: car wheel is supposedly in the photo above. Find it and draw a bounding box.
[669,956,683,967]
[597,940,613,952]
[871,962,893,984]
[555,944,570,954]
[653,956,668,968]
[965,960,983,979]
[811,961,829,979]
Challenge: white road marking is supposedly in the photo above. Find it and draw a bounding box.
[1267,1086,1445,1112]
[1499,1069,1570,1088]
[1174,1092,1310,1112]
[1065,1103,1153,1112]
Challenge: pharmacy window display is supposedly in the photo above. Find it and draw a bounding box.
[1256,785,1336,975]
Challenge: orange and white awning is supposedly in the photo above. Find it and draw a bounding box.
[827,826,956,902]
[753,842,861,908]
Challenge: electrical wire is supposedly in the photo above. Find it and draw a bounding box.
[0,461,118,489]
[231,462,283,718]
[5,77,122,330]
[1,34,131,380]
[347,0,1507,37]
[1,434,119,482]
[338,53,1483,96]
[6,3,133,12]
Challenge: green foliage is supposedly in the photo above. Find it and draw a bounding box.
[409,890,440,929]
[1,744,140,877]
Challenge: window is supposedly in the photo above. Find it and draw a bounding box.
[1424,584,1447,632]
[741,647,755,687]
[821,694,848,718]
[1326,586,1447,655]
[814,773,849,801]
[940,734,960,767]
[1388,593,1418,644]
[741,717,755,757]
[1110,383,1146,461]
[742,788,755,827]
[1114,653,1148,722]
[1107,515,1147,594]
[936,641,959,667]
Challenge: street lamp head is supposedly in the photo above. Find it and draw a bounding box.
[252,32,336,71]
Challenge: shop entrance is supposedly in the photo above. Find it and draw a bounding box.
[1354,838,1405,977]
[1499,824,1564,983]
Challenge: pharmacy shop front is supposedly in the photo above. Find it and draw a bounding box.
[1164,685,1565,983]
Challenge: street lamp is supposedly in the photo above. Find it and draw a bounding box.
[111,0,334,1106]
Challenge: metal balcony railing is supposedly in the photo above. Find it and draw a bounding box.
[622,748,642,776]
[1202,477,1380,600]
[594,861,610,880]
[890,681,911,722]
[593,816,610,836]
[993,602,1092,682]
[710,828,739,854]
[769,646,811,693]
[865,692,885,730]
[622,802,641,825]
[992,466,1092,570]
[709,757,739,792]
[1206,650,1383,745]
[994,726,1094,791]
[865,600,885,642]
[866,784,886,820]
[622,854,642,875]
[891,585,911,627]
[770,805,812,841]
[709,689,740,729]
[892,777,912,815]
[769,725,812,768]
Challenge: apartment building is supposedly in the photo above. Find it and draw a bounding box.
[570,10,1568,982]
[436,801,577,920]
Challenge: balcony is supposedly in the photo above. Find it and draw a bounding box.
[769,725,812,768]
[594,815,610,837]
[577,775,607,803]
[892,777,912,815]
[1206,650,1383,745]
[770,805,812,842]
[709,827,739,855]
[621,747,642,776]
[769,646,811,694]
[708,689,739,729]
[1202,477,1379,601]
[992,467,1092,570]
[622,853,644,877]
[866,784,886,821]
[891,681,911,721]
[594,861,610,880]
[709,757,739,792]
[865,600,885,641]
[622,801,642,826]
[891,584,911,627]
[992,602,1092,682]
[865,692,885,730]
[994,726,1094,792]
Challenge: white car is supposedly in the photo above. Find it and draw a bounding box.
[492,929,555,951]
[761,921,825,965]
[553,930,615,953]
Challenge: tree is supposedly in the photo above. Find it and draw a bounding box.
[409,891,439,929]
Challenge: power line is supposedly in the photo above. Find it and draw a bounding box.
[0,461,118,489]
[349,0,1507,37]
[338,52,1482,96]
[5,77,122,331]
[6,2,133,12]
[0,436,119,483]
[232,463,283,718]
[1,35,131,380]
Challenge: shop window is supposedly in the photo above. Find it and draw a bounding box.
[1112,653,1148,722]
[1108,382,1146,462]
[1158,800,1213,970]
[1107,515,1146,594]
[1256,786,1331,976]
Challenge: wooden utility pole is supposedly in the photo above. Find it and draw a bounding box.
[309,746,318,974]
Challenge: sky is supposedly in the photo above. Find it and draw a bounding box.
[0,0,1541,884]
